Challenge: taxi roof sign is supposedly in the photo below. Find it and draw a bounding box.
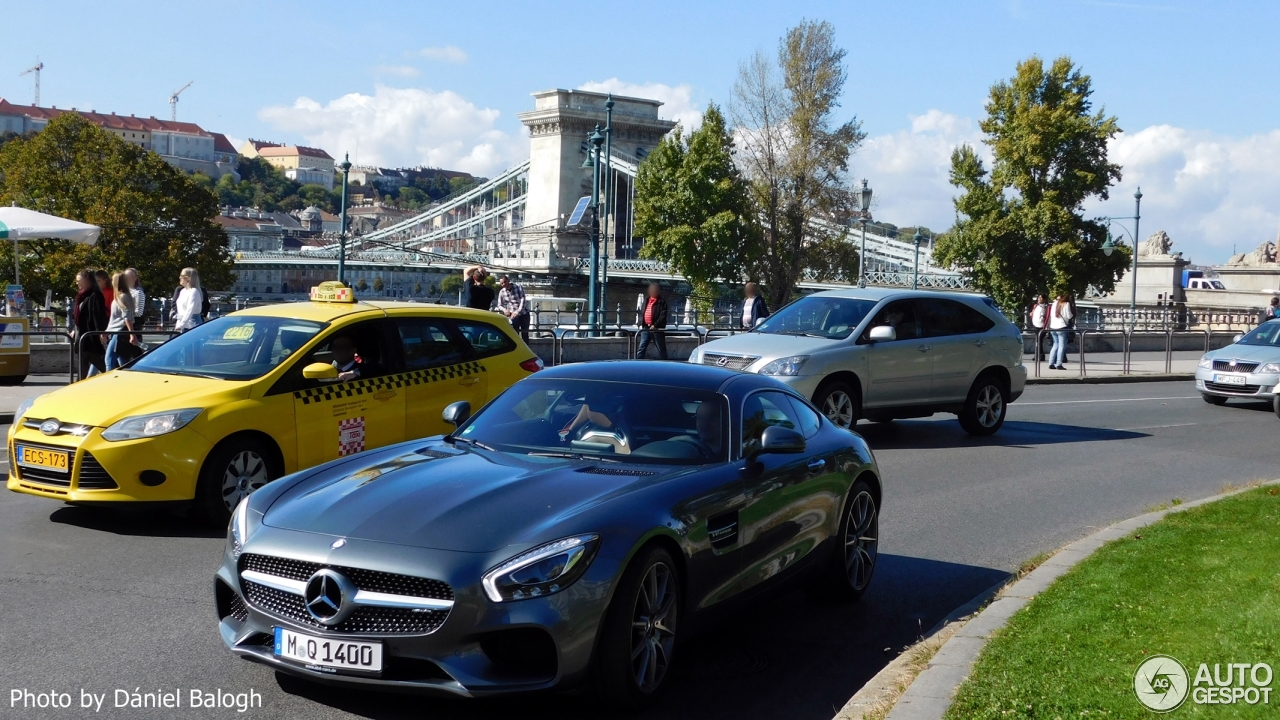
[310,281,355,303]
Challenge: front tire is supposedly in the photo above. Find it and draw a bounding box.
[196,438,277,525]
[1202,394,1227,406]
[959,374,1008,436]
[595,546,680,710]
[814,480,879,601]
[815,381,860,430]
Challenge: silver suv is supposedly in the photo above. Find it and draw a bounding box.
[690,288,1027,435]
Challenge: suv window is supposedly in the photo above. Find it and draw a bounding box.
[395,318,468,370]
[919,299,995,337]
[861,299,921,342]
[453,319,517,359]
[741,391,802,455]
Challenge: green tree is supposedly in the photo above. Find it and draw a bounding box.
[0,113,231,298]
[440,273,464,297]
[372,276,384,292]
[635,103,757,307]
[413,281,423,296]
[356,277,369,292]
[731,20,866,308]
[933,56,1131,315]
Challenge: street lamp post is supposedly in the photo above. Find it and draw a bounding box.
[337,153,351,285]
[856,179,873,288]
[586,126,605,330]
[600,95,613,320]
[1131,187,1142,328]
[912,230,924,290]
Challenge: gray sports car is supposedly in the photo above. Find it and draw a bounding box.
[214,361,883,707]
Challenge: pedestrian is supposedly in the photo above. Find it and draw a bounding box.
[466,267,495,311]
[104,272,137,371]
[1268,297,1279,320]
[460,266,479,307]
[636,282,669,360]
[742,282,769,329]
[121,267,147,359]
[72,269,108,379]
[1048,292,1073,370]
[95,269,113,309]
[497,275,529,341]
[173,267,205,332]
[1029,294,1049,361]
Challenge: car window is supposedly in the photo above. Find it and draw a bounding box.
[861,299,921,342]
[452,319,517,359]
[395,318,466,370]
[741,391,801,455]
[754,296,878,340]
[268,319,390,395]
[131,316,324,380]
[779,394,822,438]
[1236,321,1280,347]
[920,299,995,337]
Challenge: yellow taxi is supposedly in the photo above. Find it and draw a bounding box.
[7,282,542,521]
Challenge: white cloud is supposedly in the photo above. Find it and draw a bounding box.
[373,64,420,78]
[258,85,527,176]
[415,45,467,64]
[857,110,1280,265]
[578,79,702,132]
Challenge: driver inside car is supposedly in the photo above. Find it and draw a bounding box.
[671,401,723,459]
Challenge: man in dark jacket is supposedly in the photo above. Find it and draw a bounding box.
[741,282,769,329]
[636,282,669,360]
[73,269,109,379]
[466,268,495,311]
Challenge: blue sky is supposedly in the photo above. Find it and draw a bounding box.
[4,0,1279,263]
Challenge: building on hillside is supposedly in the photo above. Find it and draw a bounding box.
[0,99,240,179]
[349,167,405,192]
[284,166,333,188]
[216,209,285,252]
[237,139,281,158]
[256,145,336,189]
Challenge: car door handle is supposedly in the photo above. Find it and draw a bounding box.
[807,458,826,473]
[458,377,481,386]
[917,345,931,353]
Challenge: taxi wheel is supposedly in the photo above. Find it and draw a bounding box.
[196,438,277,524]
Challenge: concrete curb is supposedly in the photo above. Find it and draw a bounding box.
[872,480,1278,720]
[1025,372,1194,385]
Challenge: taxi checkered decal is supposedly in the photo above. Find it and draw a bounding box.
[292,360,487,405]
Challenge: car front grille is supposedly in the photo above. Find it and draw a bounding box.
[1204,381,1261,394]
[238,553,453,635]
[11,441,118,490]
[77,452,119,489]
[1212,360,1260,373]
[228,592,249,622]
[701,353,759,371]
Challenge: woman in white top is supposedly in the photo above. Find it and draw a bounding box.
[1047,293,1074,370]
[104,272,136,371]
[174,267,204,332]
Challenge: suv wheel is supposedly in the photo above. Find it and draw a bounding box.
[815,381,860,429]
[958,374,1008,436]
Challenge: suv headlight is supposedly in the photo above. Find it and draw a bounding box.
[1198,356,1213,369]
[759,355,810,376]
[101,409,201,441]
[482,534,599,603]
[1260,363,1280,374]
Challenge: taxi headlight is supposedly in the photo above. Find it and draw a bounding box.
[14,397,35,422]
[482,534,599,603]
[760,355,810,376]
[102,409,202,442]
[1260,362,1280,374]
[1198,356,1213,369]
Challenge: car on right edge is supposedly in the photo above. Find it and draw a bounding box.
[689,288,1027,435]
[1195,319,1280,412]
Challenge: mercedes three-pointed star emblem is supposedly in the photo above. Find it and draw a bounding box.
[303,569,353,625]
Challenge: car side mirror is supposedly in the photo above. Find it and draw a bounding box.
[302,362,338,381]
[868,325,896,342]
[443,401,471,429]
[1232,333,1244,344]
[755,425,806,457]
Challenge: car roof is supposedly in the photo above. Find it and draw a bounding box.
[536,360,741,390]
[227,300,502,323]
[805,287,987,303]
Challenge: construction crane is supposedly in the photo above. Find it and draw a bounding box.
[20,60,43,106]
[169,80,193,121]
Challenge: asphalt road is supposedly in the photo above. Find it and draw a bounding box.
[1,381,1273,720]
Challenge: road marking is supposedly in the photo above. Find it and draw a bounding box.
[1116,422,1201,431]
[1017,396,1200,406]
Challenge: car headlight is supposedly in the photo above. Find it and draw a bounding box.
[482,534,600,603]
[101,408,202,442]
[1260,363,1280,374]
[14,396,35,422]
[1198,356,1213,369]
[759,355,810,376]
[228,496,250,558]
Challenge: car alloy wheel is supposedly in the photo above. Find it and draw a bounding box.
[220,450,270,512]
[631,561,677,693]
[823,390,855,428]
[844,490,878,592]
[975,385,1004,428]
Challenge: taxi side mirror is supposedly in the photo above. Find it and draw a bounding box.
[869,325,896,342]
[443,401,471,429]
[302,362,339,381]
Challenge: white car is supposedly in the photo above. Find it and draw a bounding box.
[1195,319,1280,412]
[690,288,1027,435]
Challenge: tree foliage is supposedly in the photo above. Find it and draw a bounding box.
[731,19,866,308]
[933,56,1131,315]
[197,156,344,213]
[0,114,231,299]
[635,103,756,304]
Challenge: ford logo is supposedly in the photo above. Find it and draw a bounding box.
[39,419,61,436]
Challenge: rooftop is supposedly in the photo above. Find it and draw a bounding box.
[258,144,334,161]
[0,98,211,135]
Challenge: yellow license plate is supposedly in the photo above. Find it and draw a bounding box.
[16,446,70,472]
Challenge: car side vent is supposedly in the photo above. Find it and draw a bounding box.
[577,467,658,477]
[707,511,739,550]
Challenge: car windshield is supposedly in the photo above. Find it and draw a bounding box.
[755,296,878,339]
[456,379,728,465]
[131,316,326,380]
[1236,321,1280,347]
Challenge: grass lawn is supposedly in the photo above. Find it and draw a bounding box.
[945,487,1280,719]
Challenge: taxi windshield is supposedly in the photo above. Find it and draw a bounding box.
[131,316,326,380]
[456,379,728,465]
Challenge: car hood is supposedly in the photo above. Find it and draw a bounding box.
[262,442,683,552]
[697,332,843,368]
[1207,344,1280,365]
[18,370,248,427]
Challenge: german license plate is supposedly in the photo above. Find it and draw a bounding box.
[1213,374,1247,385]
[15,445,69,472]
[273,627,382,674]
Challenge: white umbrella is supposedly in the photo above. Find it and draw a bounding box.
[0,206,101,285]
